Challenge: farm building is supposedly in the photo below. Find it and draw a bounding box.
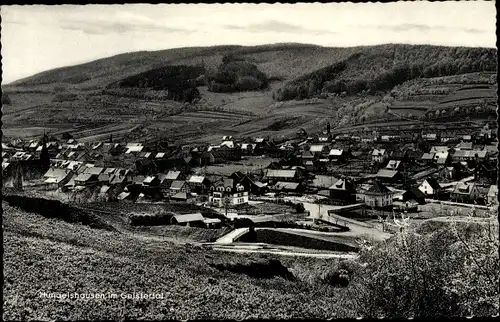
[451,182,480,203]
[418,178,442,198]
[328,178,356,205]
[171,213,205,227]
[265,169,304,183]
[271,181,304,194]
[309,144,329,155]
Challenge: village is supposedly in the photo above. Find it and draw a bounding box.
[2,119,497,243]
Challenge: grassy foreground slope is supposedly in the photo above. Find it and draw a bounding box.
[2,203,355,320]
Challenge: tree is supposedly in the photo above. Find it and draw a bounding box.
[223,196,232,217]
[348,212,499,318]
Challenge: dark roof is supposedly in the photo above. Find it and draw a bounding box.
[425,178,441,190]
[404,188,425,199]
[367,181,391,194]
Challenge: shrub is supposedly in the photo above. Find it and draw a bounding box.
[348,213,499,318]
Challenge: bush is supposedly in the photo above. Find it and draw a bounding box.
[348,213,499,318]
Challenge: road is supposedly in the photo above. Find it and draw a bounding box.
[210,243,358,259]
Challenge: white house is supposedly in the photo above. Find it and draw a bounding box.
[372,149,388,163]
[209,178,248,208]
[418,178,442,198]
[487,185,498,205]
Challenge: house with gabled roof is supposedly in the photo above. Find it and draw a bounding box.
[418,178,442,198]
[451,182,479,203]
[73,173,99,187]
[372,149,388,163]
[487,185,498,205]
[171,213,205,227]
[328,178,356,205]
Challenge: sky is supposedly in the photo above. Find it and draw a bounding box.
[1,2,496,84]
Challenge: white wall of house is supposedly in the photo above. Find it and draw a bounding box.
[363,193,393,207]
[418,180,438,196]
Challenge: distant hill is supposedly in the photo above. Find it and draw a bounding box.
[2,43,497,143]
[273,45,497,100]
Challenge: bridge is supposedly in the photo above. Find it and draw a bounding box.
[215,228,250,244]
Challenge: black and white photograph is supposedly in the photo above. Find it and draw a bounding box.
[1,2,498,320]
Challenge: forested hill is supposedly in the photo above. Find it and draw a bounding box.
[273,45,497,100]
[5,43,496,101]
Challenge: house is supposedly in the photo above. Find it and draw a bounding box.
[311,175,339,190]
[309,144,328,156]
[117,191,133,201]
[422,133,439,142]
[455,142,473,150]
[328,178,356,205]
[171,213,205,227]
[386,160,402,171]
[390,149,409,161]
[418,178,441,198]
[452,150,488,162]
[209,178,248,208]
[487,185,498,205]
[142,175,161,187]
[271,181,304,194]
[434,151,449,165]
[187,175,210,193]
[483,145,498,155]
[170,192,197,203]
[329,149,347,162]
[375,169,402,183]
[83,166,104,176]
[430,146,449,154]
[97,174,111,184]
[203,218,222,229]
[43,168,74,189]
[439,166,457,181]
[358,181,393,209]
[372,149,388,163]
[462,135,473,142]
[265,169,304,183]
[421,152,435,162]
[402,188,426,205]
[451,182,479,203]
[73,173,99,187]
[169,180,191,194]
